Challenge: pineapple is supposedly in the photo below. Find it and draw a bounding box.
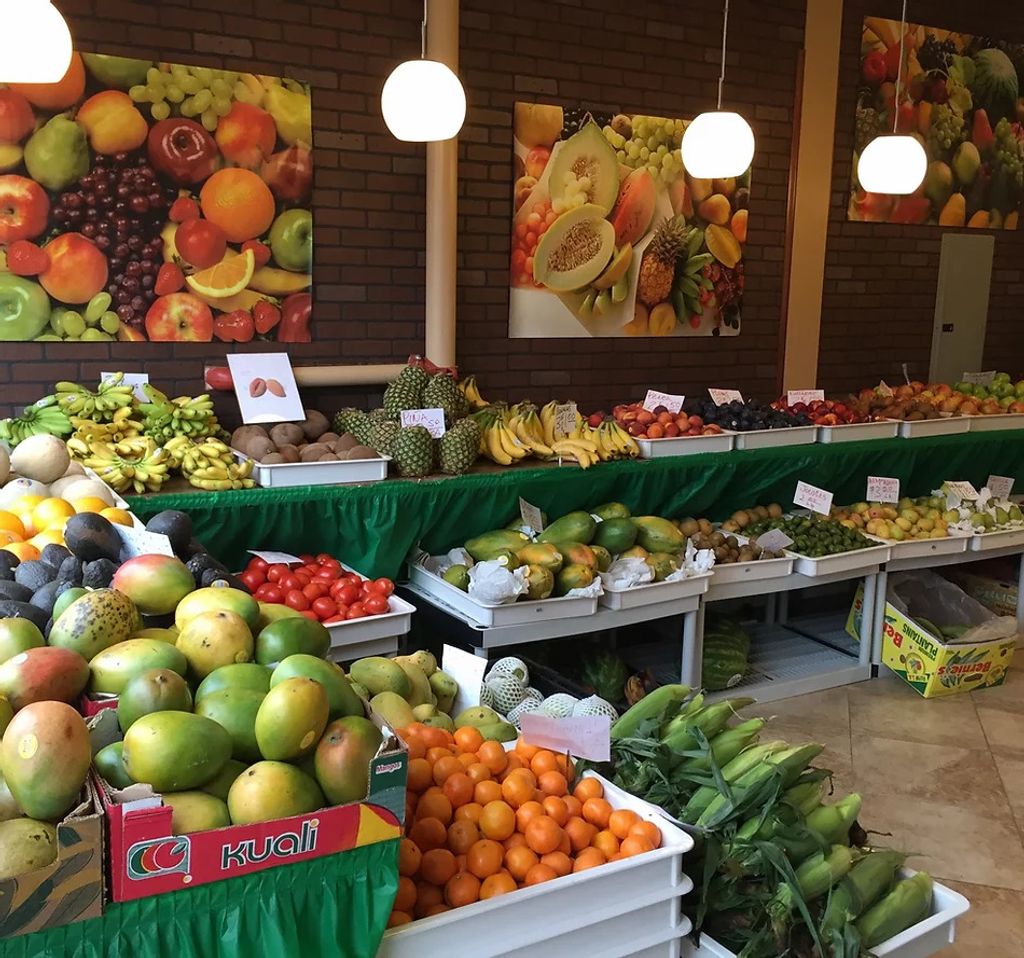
[390,425,434,477]
[438,418,481,474]
[383,363,430,419]
[423,372,469,424]
[637,215,689,307]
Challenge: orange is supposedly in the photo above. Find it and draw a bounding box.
[573,847,606,872]
[420,848,457,885]
[530,749,559,776]
[99,507,134,527]
[500,753,524,777]
[444,871,481,908]
[574,778,604,802]
[541,795,569,826]
[465,762,492,785]
[0,531,18,547]
[394,875,417,912]
[608,809,641,840]
[592,829,620,858]
[424,903,450,917]
[537,770,568,797]
[501,769,536,806]
[386,910,412,928]
[416,790,452,826]
[467,838,504,879]
[628,820,662,848]
[477,741,508,775]
[582,797,612,829]
[557,829,571,855]
[454,802,483,825]
[200,168,276,243]
[620,835,656,858]
[407,757,432,793]
[397,838,421,877]
[402,736,426,762]
[564,816,597,853]
[10,496,44,536]
[0,512,26,539]
[524,816,563,855]
[457,752,477,769]
[186,249,256,299]
[504,844,538,881]
[514,738,539,761]
[421,726,453,750]
[2,542,39,561]
[478,800,515,841]
[480,872,517,899]
[432,755,464,787]
[540,851,572,877]
[514,800,545,833]
[409,817,446,851]
[564,795,583,819]
[442,772,474,808]
[503,832,528,851]
[446,819,479,855]
[426,746,452,765]
[72,496,112,514]
[556,753,575,779]
[473,780,502,806]
[414,881,443,917]
[12,52,86,110]
[454,726,484,753]
[524,862,557,886]
[29,529,64,550]
[454,854,467,873]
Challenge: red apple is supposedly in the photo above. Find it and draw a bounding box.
[147,118,220,185]
[587,412,604,427]
[260,144,312,202]
[0,90,35,146]
[39,233,108,304]
[216,102,276,170]
[145,293,214,342]
[0,175,49,244]
[175,218,227,269]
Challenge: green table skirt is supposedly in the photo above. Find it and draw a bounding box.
[3,840,398,958]
[127,431,1024,579]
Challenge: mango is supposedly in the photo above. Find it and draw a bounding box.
[454,705,501,729]
[538,511,597,546]
[313,715,383,806]
[195,663,272,702]
[423,712,455,732]
[555,563,595,596]
[412,704,437,721]
[175,586,260,632]
[227,761,324,825]
[348,656,410,698]
[51,587,87,623]
[593,517,638,554]
[406,650,437,676]
[516,542,564,573]
[0,646,89,710]
[271,655,362,719]
[632,516,685,554]
[123,711,231,793]
[200,759,248,802]
[254,677,328,761]
[196,688,265,761]
[131,627,179,644]
[0,696,11,739]
[464,529,530,561]
[393,657,434,707]
[428,671,458,713]
[475,720,517,743]
[368,691,414,731]
[592,502,631,520]
[89,638,188,695]
[111,555,194,616]
[118,668,193,733]
[2,702,90,821]
[524,564,554,600]
[48,588,137,661]
[0,819,57,879]
[255,601,303,632]
[176,610,254,681]
[94,741,134,789]
[255,617,330,666]
[0,619,44,664]
[163,791,230,835]
[0,773,21,822]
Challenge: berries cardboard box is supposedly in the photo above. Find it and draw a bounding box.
[90,704,407,902]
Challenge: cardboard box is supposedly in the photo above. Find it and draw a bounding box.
[944,563,1018,619]
[0,780,104,939]
[92,705,407,902]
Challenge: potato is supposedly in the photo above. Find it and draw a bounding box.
[270,423,304,447]
[335,433,358,451]
[299,443,329,462]
[277,444,301,463]
[246,437,276,461]
[299,410,330,441]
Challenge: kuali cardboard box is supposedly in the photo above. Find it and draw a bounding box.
[944,562,1019,619]
[0,780,104,939]
[92,706,407,902]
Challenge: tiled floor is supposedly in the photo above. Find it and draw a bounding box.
[757,669,1024,956]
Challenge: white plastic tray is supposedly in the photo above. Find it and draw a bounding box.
[732,425,817,450]
[865,532,970,560]
[232,449,390,488]
[407,561,598,627]
[379,773,694,958]
[966,412,1024,432]
[636,433,734,458]
[325,591,415,652]
[600,572,711,610]
[970,527,1024,551]
[816,420,899,443]
[706,553,795,585]
[789,542,891,577]
[894,417,970,438]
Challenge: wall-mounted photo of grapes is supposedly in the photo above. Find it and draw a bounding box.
[0,51,313,343]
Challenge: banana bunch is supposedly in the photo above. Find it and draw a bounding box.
[538,401,639,468]
[458,376,489,410]
[506,403,555,457]
[66,407,144,459]
[473,409,531,467]
[177,438,255,491]
[0,395,72,446]
[672,229,716,320]
[82,436,171,494]
[56,372,135,422]
[140,385,221,443]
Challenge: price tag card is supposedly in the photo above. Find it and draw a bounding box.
[962,370,996,386]
[554,402,577,438]
[115,525,175,561]
[642,390,684,414]
[519,713,611,762]
[709,388,743,405]
[101,371,149,401]
[441,645,488,719]
[877,381,894,398]
[987,475,1014,500]
[401,408,446,438]
[755,529,794,552]
[519,497,544,535]
[944,480,979,504]
[787,389,824,405]
[248,550,302,566]
[227,352,304,424]
[867,476,900,503]
[794,480,833,516]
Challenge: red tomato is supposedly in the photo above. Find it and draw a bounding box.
[239,569,266,591]
[298,554,315,564]
[315,553,334,564]
[368,578,395,597]
[331,603,349,619]
[335,583,360,606]
[285,589,310,611]
[300,609,319,621]
[319,559,341,574]
[364,595,390,615]
[322,614,346,625]
[315,568,338,581]
[258,585,284,604]
[247,556,269,573]
[311,596,337,619]
[303,582,327,601]
[279,574,301,592]
[294,571,312,586]
[346,605,368,620]
[266,564,288,582]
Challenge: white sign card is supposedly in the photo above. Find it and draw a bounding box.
[877,381,894,398]
[519,498,544,535]
[944,480,979,504]
[401,408,446,438]
[441,645,488,719]
[101,372,149,401]
[709,388,743,405]
[519,713,611,762]
[794,480,833,516]
[787,390,825,405]
[554,402,577,437]
[962,371,996,386]
[248,550,302,566]
[986,475,1014,501]
[226,352,304,424]
[642,390,684,414]
[867,476,900,503]
[115,525,174,561]
[755,529,794,552]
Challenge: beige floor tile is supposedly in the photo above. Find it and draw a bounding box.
[745,687,851,739]
[971,668,1024,714]
[934,880,1024,956]
[992,750,1024,834]
[978,706,1024,759]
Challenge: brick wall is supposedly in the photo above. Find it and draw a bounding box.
[1,0,805,421]
[817,1,1024,394]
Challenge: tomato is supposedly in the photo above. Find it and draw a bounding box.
[298,554,315,564]
[364,595,390,616]
[334,583,360,606]
[239,569,265,591]
[318,558,341,575]
[315,568,338,581]
[294,571,312,587]
[279,574,301,592]
[331,603,349,619]
[285,589,310,611]
[247,556,269,573]
[300,609,319,621]
[315,553,334,565]
[303,582,328,601]
[346,604,368,620]
[266,564,288,582]
[312,596,337,619]
[258,585,284,604]
[368,578,395,597]
[322,614,346,625]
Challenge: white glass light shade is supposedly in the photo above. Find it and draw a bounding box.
[381,59,466,142]
[857,134,927,195]
[680,111,755,179]
[3,1,73,83]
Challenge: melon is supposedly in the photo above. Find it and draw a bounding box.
[533,204,615,292]
[9,435,69,485]
[60,479,115,507]
[547,121,619,215]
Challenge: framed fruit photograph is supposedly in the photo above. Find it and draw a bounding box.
[850,17,1024,228]
[0,51,312,343]
[508,102,749,339]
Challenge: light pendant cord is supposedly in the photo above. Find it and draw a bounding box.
[893,0,907,133]
[717,0,729,110]
[421,0,427,59]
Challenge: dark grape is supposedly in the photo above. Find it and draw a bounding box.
[130,295,146,311]
[95,235,111,252]
[81,222,97,238]
[116,290,130,305]
[127,236,143,252]
[116,305,134,322]
[65,193,82,209]
[141,274,154,290]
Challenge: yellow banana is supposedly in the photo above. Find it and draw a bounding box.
[495,424,529,460]
[248,267,311,296]
[512,416,554,457]
[189,287,279,313]
[482,426,513,466]
[539,401,557,446]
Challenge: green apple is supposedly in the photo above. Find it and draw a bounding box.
[269,208,312,272]
[0,275,51,341]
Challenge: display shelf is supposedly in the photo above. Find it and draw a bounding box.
[785,610,862,657]
[970,527,1024,552]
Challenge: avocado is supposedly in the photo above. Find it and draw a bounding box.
[29,580,61,616]
[14,561,52,593]
[64,512,122,563]
[0,581,32,604]
[145,510,194,557]
[39,544,72,571]
[83,558,118,590]
[0,553,17,581]
[0,600,49,632]
[56,556,84,586]
[186,552,222,587]
[200,568,241,590]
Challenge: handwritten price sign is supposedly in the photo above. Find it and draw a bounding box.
[787,389,825,405]
[709,388,743,405]
[643,390,684,414]
[986,475,1014,500]
[755,529,794,552]
[867,476,900,503]
[962,371,996,386]
[519,713,611,762]
[519,497,544,535]
[554,403,577,438]
[794,480,833,516]
[944,480,979,504]
[400,408,446,438]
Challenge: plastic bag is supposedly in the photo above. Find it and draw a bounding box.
[888,570,1017,645]
[600,557,654,590]
[468,560,529,604]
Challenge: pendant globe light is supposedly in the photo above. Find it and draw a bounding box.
[680,0,755,178]
[857,0,926,194]
[3,0,73,83]
[381,0,466,142]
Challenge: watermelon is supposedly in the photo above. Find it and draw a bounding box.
[702,618,750,692]
[970,48,1019,122]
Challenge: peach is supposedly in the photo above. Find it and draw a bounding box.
[215,102,276,170]
[0,90,35,146]
[76,91,148,155]
[40,233,108,304]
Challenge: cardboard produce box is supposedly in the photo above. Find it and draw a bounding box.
[0,781,104,939]
[944,559,1019,619]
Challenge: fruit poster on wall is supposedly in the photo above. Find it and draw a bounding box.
[0,51,313,343]
[509,103,749,338]
[851,17,1024,228]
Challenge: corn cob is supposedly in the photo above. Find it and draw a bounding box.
[680,740,787,821]
[778,793,863,862]
[795,844,859,901]
[661,698,756,753]
[610,683,691,739]
[679,718,765,773]
[733,774,827,842]
[856,871,933,948]
[820,849,907,935]
[657,691,705,737]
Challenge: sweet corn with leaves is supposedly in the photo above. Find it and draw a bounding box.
[856,871,933,947]
[820,849,906,935]
[610,683,690,739]
[681,740,787,820]
[679,717,765,773]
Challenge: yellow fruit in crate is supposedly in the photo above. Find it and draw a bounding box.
[0,512,25,540]
[2,542,39,562]
[31,498,76,532]
[30,529,65,549]
[100,507,133,527]
[0,531,21,547]
[9,496,44,536]
[73,497,112,514]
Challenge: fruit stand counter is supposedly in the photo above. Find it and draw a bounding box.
[126,431,1024,579]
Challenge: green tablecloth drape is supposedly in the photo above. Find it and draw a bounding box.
[127,432,1024,579]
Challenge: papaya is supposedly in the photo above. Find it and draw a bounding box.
[196,688,265,762]
[313,715,383,805]
[162,791,230,835]
[174,586,260,632]
[524,564,554,600]
[590,545,612,572]
[428,671,457,713]
[118,668,193,733]
[593,502,631,520]
[593,517,638,554]
[227,761,324,824]
[538,511,597,545]
[619,545,649,559]
[0,618,44,664]
[200,759,248,802]
[368,691,414,731]
[0,646,89,710]
[555,563,595,596]
[176,610,254,681]
[632,516,686,554]
[464,529,530,561]
[255,617,330,666]
[516,542,564,573]
[556,542,599,571]
[89,638,188,694]
[48,588,137,660]
[271,655,363,719]
[348,656,410,698]
[254,677,329,761]
[123,711,232,793]
[442,565,470,591]
[0,819,57,878]
[406,650,437,676]
[94,741,134,789]
[196,663,272,702]
[647,552,681,582]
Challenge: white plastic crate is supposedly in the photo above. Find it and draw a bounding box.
[732,425,817,450]
[232,449,390,488]
[379,773,695,958]
[600,572,711,610]
[788,542,890,577]
[816,420,899,443]
[706,554,794,586]
[970,527,1024,551]
[865,532,969,560]
[894,417,970,438]
[966,413,1024,432]
[324,590,415,653]
[636,433,734,458]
